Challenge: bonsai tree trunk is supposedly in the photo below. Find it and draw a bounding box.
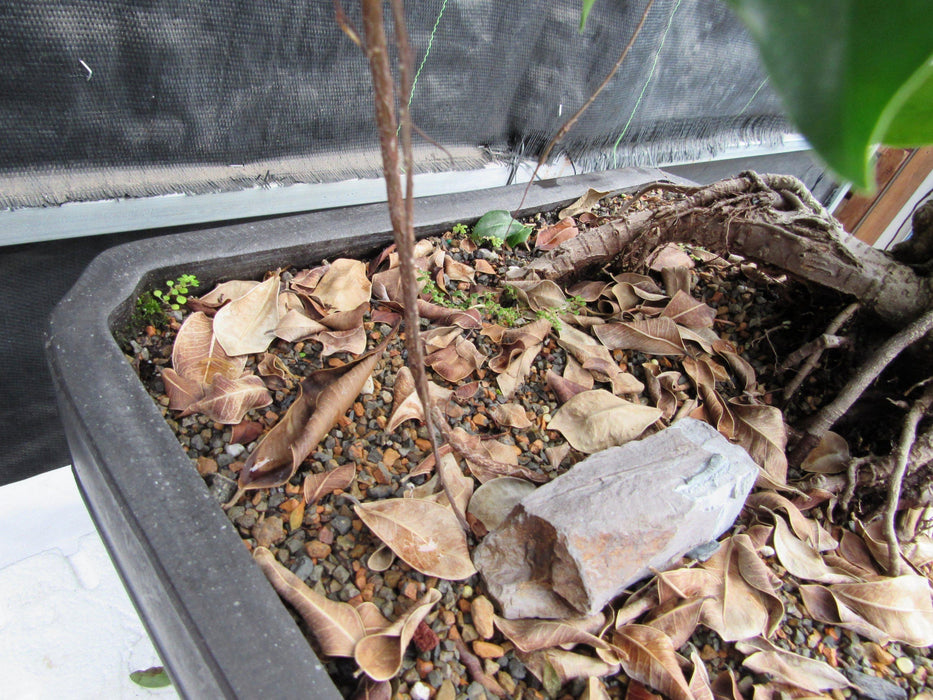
[520,171,933,327]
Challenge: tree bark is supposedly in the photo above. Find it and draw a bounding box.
[520,172,933,327]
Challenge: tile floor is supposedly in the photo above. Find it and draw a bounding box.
[0,467,178,699]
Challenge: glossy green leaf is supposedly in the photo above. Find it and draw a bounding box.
[130,667,172,688]
[724,0,933,189]
[580,0,597,31]
[472,210,533,248]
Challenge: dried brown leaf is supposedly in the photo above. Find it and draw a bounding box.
[435,452,473,518]
[613,624,695,700]
[661,290,716,329]
[547,369,591,404]
[712,339,757,391]
[644,596,706,650]
[416,299,482,329]
[517,648,619,686]
[742,650,850,693]
[772,516,857,584]
[582,677,612,700]
[594,318,687,355]
[304,463,356,505]
[354,499,476,580]
[274,308,329,343]
[311,258,371,312]
[213,273,280,356]
[467,477,537,532]
[354,589,441,681]
[422,325,461,353]
[489,319,551,373]
[172,311,246,383]
[728,399,788,487]
[257,352,296,389]
[426,336,484,382]
[497,342,543,400]
[830,575,933,646]
[798,584,891,644]
[494,614,609,653]
[688,648,715,700]
[509,279,567,311]
[800,431,850,474]
[649,243,696,272]
[196,280,259,308]
[487,403,533,429]
[558,188,610,219]
[745,491,837,552]
[315,326,368,357]
[240,334,389,490]
[190,375,272,424]
[444,255,475,283]
[450,427,547,483]
[536,217,580,251]
[162,368,206,412]
[253,546,365,657]
[547,389,661,454]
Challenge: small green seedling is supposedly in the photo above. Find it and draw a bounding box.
[129,666,172,689]
[451,223,468,236]
[471,210,533,248]
[153,274,200,311]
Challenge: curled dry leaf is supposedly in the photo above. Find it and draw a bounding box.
[416,299,482,329]
[558,187,610,219]
[829,575,933,647]
[303,463,356,505]
[742,650,850,693]
[315,326,368,357]
[581,677,612,700]
[311,258,371,312]
[253,546,364,657]
[494,614,609,653]
[649,243,696,272]
[189,375,272,424]
[467,476,537,532]
[517,648,620,687]
[644,596,706,650]
[172,311,246,383]
[488,319,551,373]
[450,427,547,483]
[386,376,452,432]
[688,648,715,700]
[257,352,296,389]
[728,399,788,487]
[354,589,441,682]
[274,308,329,343]
[612,624,695,700]
[353,498,476,580]
[444,255,475,283]
[556,325,624,388]
[536,217,579,251]
[744,490,837,552]
[798,584,891,645]
[699,535,783,642]
[487,403,533,429]
[425,336,484,382]
[712,339,757,391]
[422,325,461,353]
[660,290,716,329]
[435,452,474,519]
[366,544,396,573]
[508,279,567,311]
[213,273,280,356]
[547,369,591,404]
[240,334,391,491]
[547,389,662,454]
[800,431,850,474]
[594,318,687,356]
[195,280,259,309]
[772,516,856,584]
[624,682,663,700]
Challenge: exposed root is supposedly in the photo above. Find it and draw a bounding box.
[882,383,933,574]
[781,302,859,404]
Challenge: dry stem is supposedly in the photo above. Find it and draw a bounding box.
[782,302,859,404]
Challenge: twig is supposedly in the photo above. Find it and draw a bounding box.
[451,635,508,698]
[782,302,859,403]
[790,307,933,466]
[360,0,467,531]
[883,384,933,574]
[514,0,655,213]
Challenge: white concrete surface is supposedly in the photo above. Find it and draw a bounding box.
[0,467,178,699]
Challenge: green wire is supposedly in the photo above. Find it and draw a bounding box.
[410,0,449,108]
[612,0,683,165]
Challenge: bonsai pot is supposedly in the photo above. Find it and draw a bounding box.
[45,167,682,697]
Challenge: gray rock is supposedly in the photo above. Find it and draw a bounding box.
[206,473,238,505]
[331,515,353,535]
[290,556,315,581]
[473,419,758,618]
[844,669,908,700]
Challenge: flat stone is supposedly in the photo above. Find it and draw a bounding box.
[473,419,758,618]
[471,595,496,640]
[845,669,908,700]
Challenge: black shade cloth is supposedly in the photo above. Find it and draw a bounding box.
[1,0,789,207]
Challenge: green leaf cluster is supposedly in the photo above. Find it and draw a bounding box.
[470,210,534,248]
[152,273,200,311]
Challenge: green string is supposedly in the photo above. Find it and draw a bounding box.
[612,0,683,165]
[738,77,769,116]
[409,0,449,108]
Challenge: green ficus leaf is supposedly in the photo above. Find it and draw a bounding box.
[129,666,172,688]
[724,0,933,190]
[579,0,597,31]
[472,210,533,248]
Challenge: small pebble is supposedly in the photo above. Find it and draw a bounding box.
[410,681,431,700]
[895,656,914,674]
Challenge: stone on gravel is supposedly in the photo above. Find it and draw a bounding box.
[845,669,908,700]
[473,419,758,618]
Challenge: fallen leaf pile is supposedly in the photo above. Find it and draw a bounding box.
[139,189,933,697]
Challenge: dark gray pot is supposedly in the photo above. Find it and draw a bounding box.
[45,167,680,698]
